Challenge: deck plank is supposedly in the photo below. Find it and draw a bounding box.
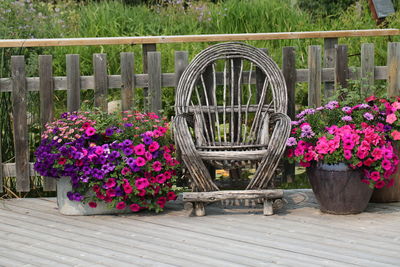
[0,190,399,266]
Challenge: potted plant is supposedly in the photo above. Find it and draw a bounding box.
[287,100,399,214]
[34,111,180,215]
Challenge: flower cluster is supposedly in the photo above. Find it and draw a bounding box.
[34,111,179,213]
[287,101,399,189]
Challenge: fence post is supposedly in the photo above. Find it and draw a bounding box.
[387,42,400,97]
[93,53,108,112]
[282,46,296,184]
[143,44,157,111]
[11,56,29,192]
[360,43,375,96]
[174,51,188,87]
[308,45,321,108]
[335,44,349,90]
[39,55,56,191]
[66,54,81,112]
[120,52,135,111]
[148,51,162,115]
[323,38,338,98]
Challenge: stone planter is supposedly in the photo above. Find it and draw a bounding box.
[57,177,131,215]
[307,163,373,215]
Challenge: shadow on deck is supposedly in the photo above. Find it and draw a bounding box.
[0,189,399,266]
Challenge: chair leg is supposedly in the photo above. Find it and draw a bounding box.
[183,202,194,216]
[194,202,206,216]
[263,199,273,216]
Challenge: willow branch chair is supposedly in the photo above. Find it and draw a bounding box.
[174,42,291,216]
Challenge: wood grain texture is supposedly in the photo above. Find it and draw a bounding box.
[183,190,283,202]
[174,51,188,87]
[256,48,268,102]
[308,45,321,108]
[120,52,135,111]
[147,51,162,114]
[66,54,80,112]
[323,37,338,98]
[0,29,398,47]
[387,42,400,97]
[11,56,29,192]
[361,43,375,95]
[335,44,349,90]
[39,55,56,191]
[142,44,156,111]
[93,53,108,112]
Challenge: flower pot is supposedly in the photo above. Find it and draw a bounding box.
[307,163,373,215]
[370,146,400,203]
[57,177,131,215]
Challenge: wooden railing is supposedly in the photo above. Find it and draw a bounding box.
[0,30,399,192]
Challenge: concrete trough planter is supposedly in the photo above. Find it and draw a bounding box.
[57,177,131,215]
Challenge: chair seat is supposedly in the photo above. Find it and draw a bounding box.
[197,149,268,161]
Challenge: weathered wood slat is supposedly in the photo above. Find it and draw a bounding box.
[197,150,268,161]
[66,54,80,112]
[282,46,296,184]
[174,51,189,87]
[39,55,56,191]
[323,37,338,97]
[256,48,268,102]
[183,190,283,202]
[93,53,108,112]
[148,51,162,114]
[11,56,29,192]
[387,42,400,97]
[120,52,135,111]
[308,45,321,107]
[361,43,375,95]
[335,44,349,89]
[2,162,37,177]
[142,44,157,110]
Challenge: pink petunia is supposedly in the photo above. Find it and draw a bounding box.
[344,150,352,160]
[123,183,133,194]
[164,152,172,161]
[371,148,383,160]
[363,158,374,167]
[88,202,97,208]
[105,178,116,188]
[386,113,397,124]
[135,157,146,167]
[156,174,166,184]
[370,171,381,181]
[391,130,400,141]
[130,204,141,212]
[116,202,126,210]
[156,197,167,208]
[138,189,146,196]
[85,126,96,136]
[134,144,146,155]
[152,161,162,172]
[382,159,392,171]
[149,141,160,152]
[167,191,177,200]
[135,178,150,190]
[375,180,386,189]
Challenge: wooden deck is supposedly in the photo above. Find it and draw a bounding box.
[0,189,399,267]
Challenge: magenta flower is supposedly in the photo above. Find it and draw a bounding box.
[152,161,162,172]
[149,141,160,152]
[343,150,352,160]
[88,202,97,208]
[156,197,167,208]
[135,178,150,190]
[85,126,96,136]
[130,203,141,212]
[136,157,146,167]
[116,202,126,210]
[370,171,381,181]
[382,159,392,171]
[134,144,146,155]
[105,178,116,188]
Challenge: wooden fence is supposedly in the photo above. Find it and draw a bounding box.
[0,40,400,192]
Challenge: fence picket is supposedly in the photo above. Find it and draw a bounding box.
[308,45,321,108]
[148,51,162,114]
[323,38,338,98]
[387,42,400,97]
[120,52,135,111]
[361,43,375,96]
[11,56,29,192]
[67,54,81,112]
[93,53,108,112]
[335,44,349,90]
[39,55,56,191]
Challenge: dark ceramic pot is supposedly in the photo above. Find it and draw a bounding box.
[307,163,373,215]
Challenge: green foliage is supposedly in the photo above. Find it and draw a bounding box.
[298,0,358,18]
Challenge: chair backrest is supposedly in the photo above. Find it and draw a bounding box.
[175,42,287,148]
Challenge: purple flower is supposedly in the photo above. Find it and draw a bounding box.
[123,147,134,156]
[301,125,312,133]
[384,125,392,132]
[126,157,136,165]
[73,192,84,202]
[67,191,74,201]
[342,116,353,122]
[286,137,297,147]
[325,101,339,110]
[342,106,351,112]
[105,128,114,136]
[124,123,133,127]
[363,112,374,121]
[143,136,153,145]
[123,139,133,146]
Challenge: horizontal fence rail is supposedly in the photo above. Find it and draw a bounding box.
[0,41,400,192]
[0,29,399,48]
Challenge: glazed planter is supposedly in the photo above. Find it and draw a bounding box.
[307,163,373,215]
[57,177,131,216]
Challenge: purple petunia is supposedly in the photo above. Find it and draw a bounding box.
[123,147,134,156]
[143,136,153,145]
[286,137,297,147]
[363,112,374,121]
[342,116,353,122]
[105,128,114,136]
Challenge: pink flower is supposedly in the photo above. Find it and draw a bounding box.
[370,171,380,181]
[136,157,146,167]
[88,202,97,208]
[144,151,153,161]
[315,137,329,155]
[116,202,126,210]
[92,185,101,192]
[344,150,352,160]
[382,159,392,171]
[164,153,172,161]
[156,197,167,208]
[121,167,131,175]
[391,130,400,140]
[167,191,177,200]
[371,148,383,160]
[106,188,116,197]
[135,178,150,190]
[152,161,162,172]
[134,144,146,155]
[123,183,133,194]
[105,178,116,188]
[363,158,374,167]
[356,147,369,159]
[85,126,96,136]
[386,113,397,124]
[375,180,385,189]
[138,189,146,196]
[294,147,305,157]
[130,204,141,212]
[156,174,166,184]
[95,146,104,155]
[149,141,160,152]
[392,102,400,110]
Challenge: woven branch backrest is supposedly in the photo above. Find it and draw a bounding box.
[175,43,287,147]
